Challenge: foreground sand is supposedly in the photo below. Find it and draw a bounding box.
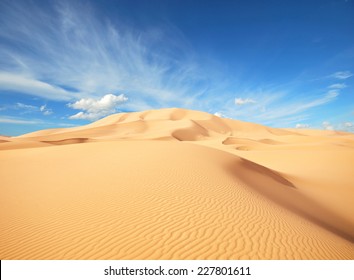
[1,108,353,259]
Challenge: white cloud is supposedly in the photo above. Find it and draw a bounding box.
[295,90,338,111]
[331,71,353,80]
[0,1,352,131]
[295,123,309,129]
[0,73,72,101]
[68,93,128,120]
[214,112,228,118]
[318,121,354,133]
[68,112,97,120]
[322,121,334,130]
[5,102,54,115]
[235,98,256,105]
[255,90,338,122]
[344,122,353,128]
[328,83,347,89]
[0,117,42,124]
[15,103,37,110]
[0,1,210,109]
[0,116,75,128]
[217,86,340,129]
[341,122,354,132]
[40,105,53,115]
[326,90,339,98]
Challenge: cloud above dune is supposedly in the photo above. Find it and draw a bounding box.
[322,121,334,130]
[0,1,350,132]
[0,117,42,124]
[344,122,352,128]
[226,89,340,127]
[295,123,309,128]
[235,98,256,105]
[318,121,354,132]
[0,1,207,108]
[68,93,128,120]
[0,73,72,101]
[1,102,54,116]
[342,122,353,132]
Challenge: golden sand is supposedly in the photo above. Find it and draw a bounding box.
[1,108,353,259]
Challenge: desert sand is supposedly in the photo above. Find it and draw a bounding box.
[0,108,353,259]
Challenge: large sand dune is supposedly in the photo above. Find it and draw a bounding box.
[1,108,353,259]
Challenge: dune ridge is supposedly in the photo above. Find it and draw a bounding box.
[1,108,353,259]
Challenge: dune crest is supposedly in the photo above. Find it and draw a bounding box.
[1,108,353,259]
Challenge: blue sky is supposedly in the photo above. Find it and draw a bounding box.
[0,0,353,136]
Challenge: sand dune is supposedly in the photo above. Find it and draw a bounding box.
[1,108,353,259]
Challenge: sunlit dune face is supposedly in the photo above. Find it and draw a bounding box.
[1,108,353,259]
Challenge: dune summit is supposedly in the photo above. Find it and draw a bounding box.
[1,108,353,259]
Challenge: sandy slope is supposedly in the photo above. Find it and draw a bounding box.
[0,108,353,259]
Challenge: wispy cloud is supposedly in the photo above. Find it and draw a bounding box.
[2,102,53,115]
[214,112,230,118]
[217,87,340,127]
[319,121,354,133]
[0,73,73,101]
[339,122,354,132]
[0,1,351,133]
[331,71,353,80]
[235,98,256,105]
[0,117,43,124]
[258,90,338,119]
[0,116,75,130]
[344,122,353,128]
[0,1,208,108]
[322,121,334,130]
[15,103,37,111]
[40,105,53,116]
[295,123,309,128]
[68,93,128,120]
[328,83,347,89]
